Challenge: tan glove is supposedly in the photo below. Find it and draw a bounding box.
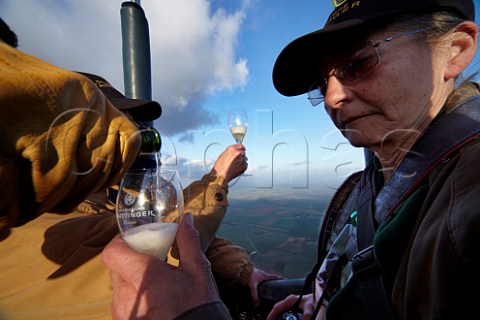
[0,41,141,240]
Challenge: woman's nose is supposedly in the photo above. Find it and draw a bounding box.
[323,75,349,108]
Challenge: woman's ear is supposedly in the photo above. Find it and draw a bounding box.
[444,21,478,80]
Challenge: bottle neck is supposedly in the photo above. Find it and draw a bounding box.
[130,127,161,170]
[130,155,158,170]
[140,127,161,154]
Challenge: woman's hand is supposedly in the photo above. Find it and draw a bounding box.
[267,293,317,320]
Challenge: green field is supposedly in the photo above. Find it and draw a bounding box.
[217,197,328,279]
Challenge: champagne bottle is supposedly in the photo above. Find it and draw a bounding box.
[107,126,162,203]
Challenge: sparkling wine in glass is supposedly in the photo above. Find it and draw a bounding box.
[228,108,248,144]
[116,167,184,261]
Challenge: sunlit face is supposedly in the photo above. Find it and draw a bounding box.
[321,29,449,153]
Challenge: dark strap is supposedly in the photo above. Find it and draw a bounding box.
[375,96,480,221]
[353,164,394,320]
[352,96,480,320]
[292,254,350,320]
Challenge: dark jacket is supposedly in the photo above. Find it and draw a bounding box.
[322,83,480,319]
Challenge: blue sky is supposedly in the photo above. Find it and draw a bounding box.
[2,0,480,196]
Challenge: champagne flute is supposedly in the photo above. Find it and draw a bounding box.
[115,168,184,261]
[228,108,248,144]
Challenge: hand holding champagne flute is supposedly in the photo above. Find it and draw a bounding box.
[228,108,248,144]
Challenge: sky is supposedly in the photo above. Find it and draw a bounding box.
[2,0,480,196]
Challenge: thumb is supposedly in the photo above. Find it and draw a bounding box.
[176,213,211,271]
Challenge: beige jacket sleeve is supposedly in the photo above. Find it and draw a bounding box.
[0,41,141,240]
[206,236,254,288]
[173,174,255,285]
[182,172,230,252]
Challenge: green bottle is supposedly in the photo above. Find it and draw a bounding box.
[130,126,161,170]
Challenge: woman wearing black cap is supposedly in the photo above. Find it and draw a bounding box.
[103,1,480,319]
[268,0,480,319]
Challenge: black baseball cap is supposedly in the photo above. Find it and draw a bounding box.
[77,72,162,121]
[273,0,475,97]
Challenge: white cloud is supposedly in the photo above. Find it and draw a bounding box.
[1,0,249,137]
[160,153,216,187]
[1,1,122,77]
